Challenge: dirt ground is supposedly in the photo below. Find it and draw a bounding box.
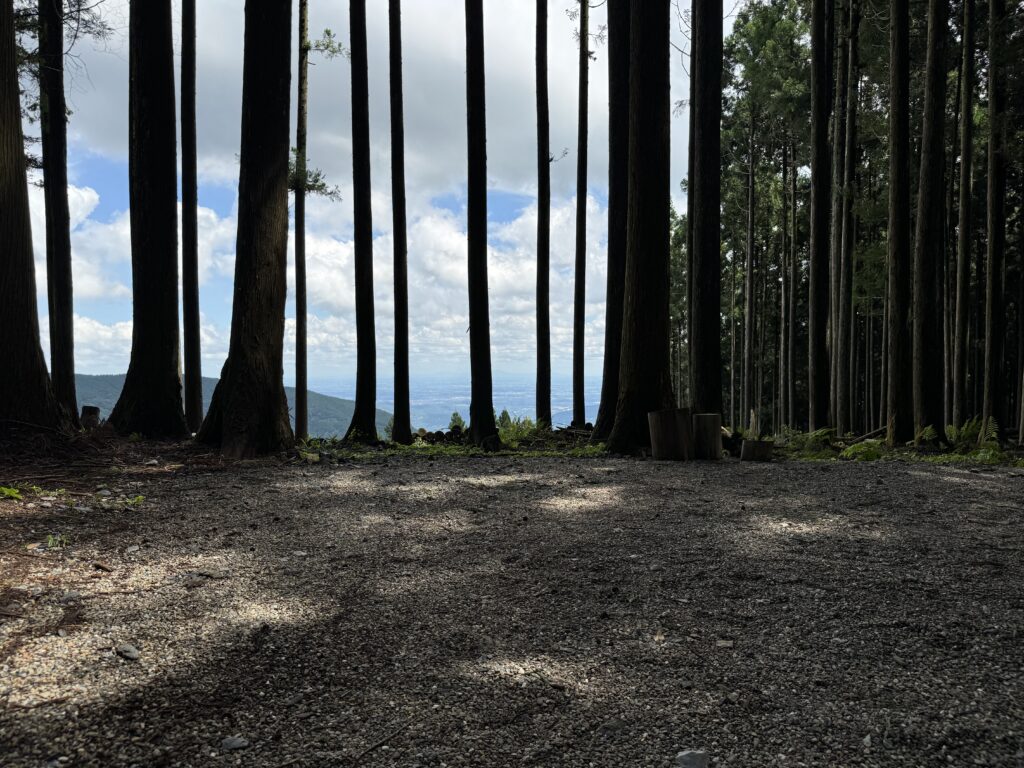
[1,452,1022,767]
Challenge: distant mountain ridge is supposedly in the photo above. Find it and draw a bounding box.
[75,374,392,438]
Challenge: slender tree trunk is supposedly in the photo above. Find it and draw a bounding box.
[729,254,737,429]
[808,0,832,431]
[980,0,1006,442]
[465,0,498,447]
[293,0,309,441]
[593,0,629,441]
[535,0,551,427]
[742,111,756,427]
[686,15,697,406]
[690,0,723,418]
[780,144,789,430]
[837,0,859,437]
[109,0,186,438]
[572,0,589,428]
[886,0,913,445]
[197,0,294,458]
[37,0,77,425]
[911,0,948,441]
[344,0,378,441]
[944,50,961,430]
[181,0,202,434]
[829,0,848,427]
[0,0,67,434]
[880,286,888,429]
[607,0,674,452]
[788,141,797,427]
[952,0,974,429]
[389,0,412,444]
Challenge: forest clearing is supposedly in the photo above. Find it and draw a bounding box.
[1,447,1023,767]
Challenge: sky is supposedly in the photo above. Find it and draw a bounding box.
[26,0,698,411]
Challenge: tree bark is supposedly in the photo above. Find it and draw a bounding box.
[788,141,797,427]
[808,0,832,431]
[690,0,722,418]
[837,0,859,437]
[829,0,848,427]
[780,143,789,430]
[344,0,378,442]
[0,0,67,434]
[911,0,948,441]
[293,0,309,441]
[980,0,1006,442]
[197,0,294,458]
[465,0,498,448]
[593,0,629,441]
[535,0,551,427]
[389,0,412,444]
[108,0,186,438]
[37,0,77,425]
[181,0,202,434]
[742,110,756,426]
[572,0,588,428]
[952,0,974,429]
[606,0,674,453]
[886,0,913,446]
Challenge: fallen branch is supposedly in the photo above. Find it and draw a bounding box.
[352,720,410,764]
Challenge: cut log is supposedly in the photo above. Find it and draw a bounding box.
[80,406,100,430]
[692,413,722,460]
[740,439,773,461]
[647,407,692,461]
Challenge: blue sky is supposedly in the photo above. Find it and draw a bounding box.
[26,0,696,417]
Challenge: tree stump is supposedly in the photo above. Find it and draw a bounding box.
[80,405,101,430]
[740,439,773,461]
[647,407,692,460]
[692,413,722,460]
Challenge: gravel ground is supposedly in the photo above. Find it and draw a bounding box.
[1,454,1022,767]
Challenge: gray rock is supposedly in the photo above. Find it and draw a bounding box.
[115,643,140,661]
[676,750,710,768]
[221,736,250,751]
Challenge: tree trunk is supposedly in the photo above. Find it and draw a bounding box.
[952,0,974,429]
[788,141,797,427]
[197,0,294,458]
[742,111,756,426]
[108,0,186,438]
[980,0,1006,442]
[572,0,589,428]
[535,0,551,427]
[465,0,498,448]
[389,0,412,444]
[648,407,692,461]
[686,14,697,408]
[593,0,629,441]
[837,0,859,437]
[692,413,722,460]
[344,0,378,442]
[606,0,674,453]
[729,252,737,429]
[293,0,309,441]
[829,0,848,427]
[886,0,913,446]
[808,0,832,431]
[37,0,77,425]
[911,0,948,441]
[690,0,722,418]
[181,0,202,434]
[0,0,67,434]
[780,143,789,430]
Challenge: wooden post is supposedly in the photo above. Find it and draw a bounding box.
[692,413,722,460]
[647,407,692,460]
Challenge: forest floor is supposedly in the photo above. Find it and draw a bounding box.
[0,447,1022,767]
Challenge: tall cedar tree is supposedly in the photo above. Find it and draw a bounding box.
[389,0,412,444]
[807,0,831,431]
[886,0,913,445]
[0,0,67,433]
[828,0,848,426]
[293,0,310,440]
[787,142,797,427]
[690,0,723,418]
[593,0,629,441]
[911,0,947,440]
[606,0,674,452]
[198,0,294,457]
[952,0,974,429]
[572,0,589,427]
[742,111,756,425]
[980,0,1006,440]
[536,0,552,426]
[465,0,499,448]
[181,0,202,433]
[836,0,859,436]
[38,0,77,424]
[108,0,186,438]
[345,0,378,442]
